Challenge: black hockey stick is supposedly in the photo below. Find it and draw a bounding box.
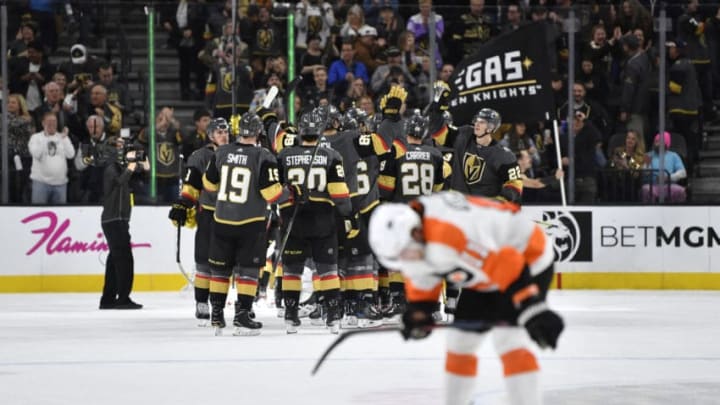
[311,320,493,376]
[286,76,303,98]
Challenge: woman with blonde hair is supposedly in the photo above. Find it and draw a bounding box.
[340,5,368,40]
[5,93,35,203]
[608,129,646,201]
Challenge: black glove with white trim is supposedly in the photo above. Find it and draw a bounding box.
[517,296,564,350]
[401,301,436,340]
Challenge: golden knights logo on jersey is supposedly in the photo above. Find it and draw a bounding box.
[158,143,176,166]
[257,29,274,52]
[463,152,486,185]
[222,69,233,93]
[307,15,323,36]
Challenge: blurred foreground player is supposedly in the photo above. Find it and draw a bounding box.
[368,191,564,405]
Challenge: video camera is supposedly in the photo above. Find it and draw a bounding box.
[117,129,146,166]
[122,143,146,165]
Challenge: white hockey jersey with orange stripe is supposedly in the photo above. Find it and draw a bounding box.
[401,192,554,303]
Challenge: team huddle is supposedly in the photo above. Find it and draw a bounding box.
[168,82,564,405]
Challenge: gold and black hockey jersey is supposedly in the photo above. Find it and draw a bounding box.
[450,129,522,203]
[319,129,389,213]
[378,142,445,203]
[277,144,352,217]
[203,143,282,227]
[181,144,218,211]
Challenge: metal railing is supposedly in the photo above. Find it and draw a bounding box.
[598,168,680,204]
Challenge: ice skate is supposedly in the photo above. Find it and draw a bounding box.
[357,300,383,328]
[284,299,301,334]
[342,300,359,329]
[232,304,262,336]
[211,304,226,336]
[382,300,406,325]
[195,302,210,326]
[309,304,326,326]
[326,299,342,334]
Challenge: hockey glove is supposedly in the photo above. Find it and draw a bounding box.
[401,301,436,340]
[286,184,306,205]
[343,214,360,239]
[432,81,451,111]
[517,295,564,350]
[168,198,194,227]
[380,85,407,121]
[184,206,197,229]
[230,114,241,138]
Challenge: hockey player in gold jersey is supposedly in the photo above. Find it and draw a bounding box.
[202,112,284,335]
[277,110,353,334]
[168,118,230,322]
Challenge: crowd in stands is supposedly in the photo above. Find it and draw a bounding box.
[1,0,718,205]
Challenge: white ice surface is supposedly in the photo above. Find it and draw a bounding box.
[1,290,719,405]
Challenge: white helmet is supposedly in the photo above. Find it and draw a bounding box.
[368,203,422,268]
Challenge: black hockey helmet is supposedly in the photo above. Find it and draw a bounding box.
[341,107,368,131]
[298,110,324,140]
[238,112,263,138]
[473,108,501,133]
[314,104,342,130]
[361,112,381,134]
[207,117,230,139]
[404,110,430,139]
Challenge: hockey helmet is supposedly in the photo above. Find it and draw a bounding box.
[207,117,230,139]
[404,110,430,139]
[368,203,422,269]
[314,105,342,130]
[238,112,263,138]
[473,108,501,133]
[341,107,368,131]
[363,113,382,134]
[298,111,324,139]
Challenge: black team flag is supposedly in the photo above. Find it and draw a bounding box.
[448,22,555,124]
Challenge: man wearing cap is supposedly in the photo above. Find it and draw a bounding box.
[57,44,100,94]
[354,26,383,74]
[666,39,701,173]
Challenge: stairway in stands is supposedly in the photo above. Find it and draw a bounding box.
[49,4,203,136]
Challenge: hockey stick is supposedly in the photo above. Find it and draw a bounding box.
[176,223,194,285]
[262,85,280,109]
[311,320,492,376]
[286,76,303,99]
[273,136,325,271]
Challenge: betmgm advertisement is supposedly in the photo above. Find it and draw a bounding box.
[521,207,720,289]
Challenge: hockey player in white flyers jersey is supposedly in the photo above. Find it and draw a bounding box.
[368,191,564,405]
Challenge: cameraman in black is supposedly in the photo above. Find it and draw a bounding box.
[99,140,149,310]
